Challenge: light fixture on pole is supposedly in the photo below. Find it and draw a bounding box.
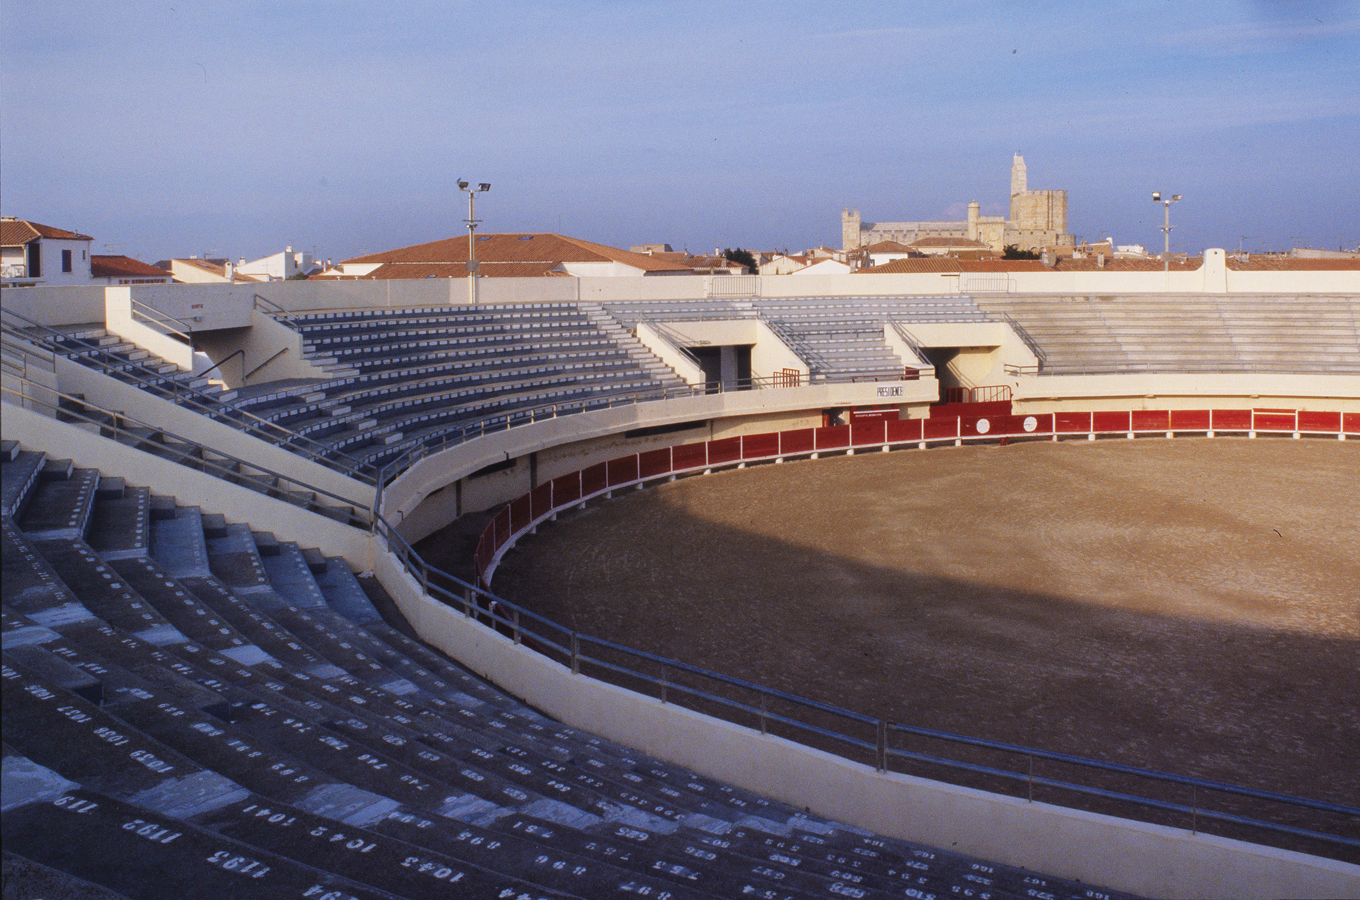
[1151,192,1181,270]
[459,180,490,302]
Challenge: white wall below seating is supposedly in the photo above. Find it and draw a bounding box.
[373,541,1360,900]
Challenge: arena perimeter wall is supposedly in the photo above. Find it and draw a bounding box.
[375,529,1360,900]
[380,403,1360,898]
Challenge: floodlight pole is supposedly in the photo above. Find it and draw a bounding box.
[1152,191,1181,273]
[459,180,490,304]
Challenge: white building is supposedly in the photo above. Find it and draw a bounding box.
[235,246,317,281]
[1,218,94,286]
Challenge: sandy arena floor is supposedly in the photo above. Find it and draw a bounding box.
[482,436,1360,816]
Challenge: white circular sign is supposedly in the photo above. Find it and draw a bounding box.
[1024,416,1038,433]
[976,418,990,434]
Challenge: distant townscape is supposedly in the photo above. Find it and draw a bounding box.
[5,157,1357,290]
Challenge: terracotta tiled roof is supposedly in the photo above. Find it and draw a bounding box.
[91,255,171,278]
[862,241,920,253]
[1052,257,1202,272]
[339,233,692,277]
[1,218,94,246]
[1225,255,1360,271]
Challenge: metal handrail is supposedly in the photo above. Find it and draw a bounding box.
[253,292,301,329]
[637,317,704,368]
[369,447,1360,857]
[2,377,369,528]
[410,517,1360,851]
[998,311,1048,367]
[195,348,244,384]
[130,297,194,345]
[0,309,376,485]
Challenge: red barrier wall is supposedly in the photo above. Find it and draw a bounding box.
[638,447,672,479]
[1092,411,1130,433]
[1298,410,1341,433]
[1169,409,1211,431]
[1253,411,1296,432]
[510,495,531,533]
[672,442,708,471]
[530,482,553,521]
[477,407,1356,586]
[582,461,608,496]
[552,472,581,506]
[1212,409,1252,431]
[607,455,639,488]
[742,432,781,459]
[1055,411,1091,434]
[851,420,886,447]
[1131,410,1169,432]
[708,437,742,465]
[886,418,924,442]
[815,425,850,450]
[923,418,959,440]
[780,428,815,455]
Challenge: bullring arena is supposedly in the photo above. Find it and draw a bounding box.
[4,256,1360,899]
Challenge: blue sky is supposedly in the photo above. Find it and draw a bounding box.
[3,1,1357,262]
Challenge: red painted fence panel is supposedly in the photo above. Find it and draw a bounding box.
[1212,409,1252,431]
[1131,410,1169,432]
[530,482,553,521]
[581,461,608,496]
[607,454,639,488]
[1298,410,1340,433]
[1092,411,1131,433]
[886,418,923,443]
[850,420,886,447]
[1170,409,1211,431]
[672,442,708,471]
[707,436,742,465]
[551,472,581,506]
[1253,411,1296,432]
[780,428,815,455]
[1344,412,1360,434]
[741,432,780,460]
[1054,411,1091,433]
[814,425,850,450]
[494,507,512,550]
[638,447,672,479]
[922,417,959,440]
[510,495,532,533]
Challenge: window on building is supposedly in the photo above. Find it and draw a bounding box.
[62,249,73,273]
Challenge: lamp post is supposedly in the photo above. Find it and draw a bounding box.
[459,180,490,303]
[1151,191,1181,272]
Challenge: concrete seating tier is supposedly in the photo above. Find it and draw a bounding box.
[1,441,1135,900]
[975,294,1360,374]
[35,326,237,403]
[230,305,688,473]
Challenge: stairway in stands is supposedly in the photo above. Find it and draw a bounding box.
[1,440,1136,900]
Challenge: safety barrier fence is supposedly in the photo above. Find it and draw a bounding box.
[452,404,1360,858]
[2,377,369,529]
[476,406,1357,581]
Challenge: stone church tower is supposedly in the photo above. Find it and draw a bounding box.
[1010,153,1027,198]
[1006,153,1068,252]
[841,157,1072,253]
